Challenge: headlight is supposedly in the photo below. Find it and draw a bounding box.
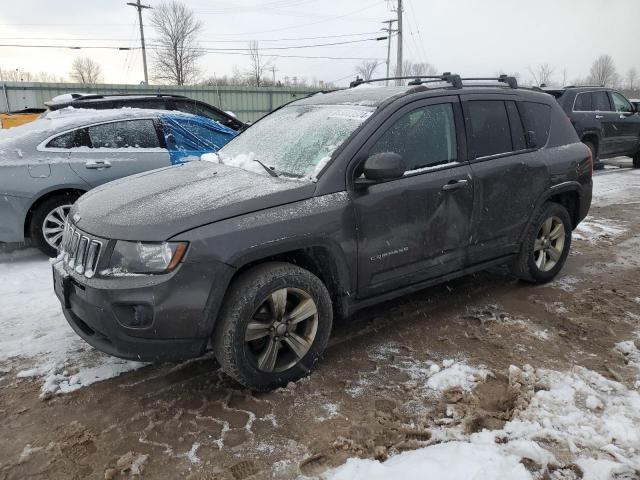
[107,241,188,275]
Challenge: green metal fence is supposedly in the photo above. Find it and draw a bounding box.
[0,82,319,122]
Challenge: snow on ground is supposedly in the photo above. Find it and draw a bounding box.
[328,359,640,480]
[0,248,145,397]
[591,168,640,207]
[573,216,627,244]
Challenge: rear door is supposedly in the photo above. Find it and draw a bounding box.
[462,95,549,263]
[609,91,640,154]
[352,96,474,297]
[67,118,171,187]
[590,90,620,155]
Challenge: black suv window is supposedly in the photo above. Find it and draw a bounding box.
[370,103,457,172]
[176,100,227,123]
[592,91,612,111]
[506,101,526,151]
[87,119,160,148]
[467,100,512,158]
[521,102,551,148]
[611,92,633,113]
[574,92,592,111]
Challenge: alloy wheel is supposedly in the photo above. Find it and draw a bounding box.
[42,204,71,250]
[245,287,319,373]
[533,216,565,272]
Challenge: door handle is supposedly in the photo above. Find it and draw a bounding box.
[85,160,111,169]
[442,179,469,191]
[595,115,604,119]
[619,114,627,119]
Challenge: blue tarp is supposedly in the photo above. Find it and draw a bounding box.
[160,114,238,164]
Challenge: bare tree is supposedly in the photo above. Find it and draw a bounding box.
[402,60,437,77]
[246,41,274,87]
[355,60,380,81]
[587,55,618,87]
[625,67,638,91]
[69,57,102,84]
[150,1,204,85]
[528,63,554,86]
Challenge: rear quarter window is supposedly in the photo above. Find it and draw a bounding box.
[521,102,551,148]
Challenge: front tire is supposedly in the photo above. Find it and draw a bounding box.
[213,262,333,391]
[511,202,572,284]
[29,193,79,257]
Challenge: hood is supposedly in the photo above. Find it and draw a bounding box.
[72,161,316,240]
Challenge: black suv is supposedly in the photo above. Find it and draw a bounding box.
[52,74,592,391]
[45,93,246,132]
[545,86,640,168]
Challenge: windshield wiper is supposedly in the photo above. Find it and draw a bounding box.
[252,158,279,177]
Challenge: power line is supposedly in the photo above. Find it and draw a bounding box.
[0,36,387,52]
[0,31,383,43]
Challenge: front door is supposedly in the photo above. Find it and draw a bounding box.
[352,97,474,297]
[609,91,640,154]
[68,118,171,187]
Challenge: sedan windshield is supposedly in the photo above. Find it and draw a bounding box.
[217,104,374,179]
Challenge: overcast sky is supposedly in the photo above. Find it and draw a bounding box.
[1,0,638,87]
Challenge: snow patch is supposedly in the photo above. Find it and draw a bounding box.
[573,217,627,244]
[0,250,145,396]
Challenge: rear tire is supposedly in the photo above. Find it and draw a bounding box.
[29,193,80,257]
[511,202,572,284]
[213,262,333,391]
[583,141,603,170]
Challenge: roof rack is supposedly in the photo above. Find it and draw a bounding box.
[349,73,518,90]
[69,93,188,101]
[562,85,604,89]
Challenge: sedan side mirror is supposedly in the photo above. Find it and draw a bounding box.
[360,152,406,184]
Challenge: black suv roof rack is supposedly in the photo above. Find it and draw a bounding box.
[349,73,518,90]
[68,93,188,101]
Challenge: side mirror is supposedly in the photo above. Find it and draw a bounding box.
[360,152,406,183]
[525,130,538,149]
[165,133,177,148]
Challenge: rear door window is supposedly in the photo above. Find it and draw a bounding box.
[87,119,161,148]
[573,92,592,111]
[467,100,512,158]
[520,102,552,148]
[46,128,91,148]
[592,91,612,111]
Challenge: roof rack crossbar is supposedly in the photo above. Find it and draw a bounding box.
[350,72,463,89]
[459,75,518,89]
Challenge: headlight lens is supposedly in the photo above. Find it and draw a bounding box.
[107,241,188,275]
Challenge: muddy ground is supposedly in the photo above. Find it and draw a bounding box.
[1,165,639,480]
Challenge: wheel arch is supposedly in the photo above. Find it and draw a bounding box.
[520,182,584,243]
[24,187,86,238]
[224,243,353,320]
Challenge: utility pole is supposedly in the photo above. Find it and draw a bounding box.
[382,19,397,86]
[270,65,278,85]
[127,0,152,85]
[395,0,403,86]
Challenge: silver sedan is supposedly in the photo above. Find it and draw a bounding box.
[0,108,237,255]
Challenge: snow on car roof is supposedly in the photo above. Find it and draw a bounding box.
[0,107,197,162]
[295,85,413,107]
[0,107,192,144]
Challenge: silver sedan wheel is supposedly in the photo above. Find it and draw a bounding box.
[533,216,565,272]
[245,287,319,373]
[42,204,72,250]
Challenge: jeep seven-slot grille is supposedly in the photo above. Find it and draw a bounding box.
[59,222,103,278]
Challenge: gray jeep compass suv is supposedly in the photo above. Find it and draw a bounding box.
[52,74,593,391]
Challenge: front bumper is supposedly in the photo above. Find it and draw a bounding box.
[52,257,234,362]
